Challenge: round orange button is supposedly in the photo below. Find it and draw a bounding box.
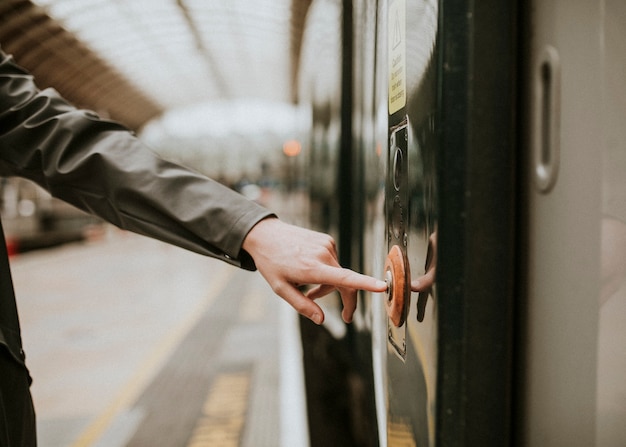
[384,245,410,327]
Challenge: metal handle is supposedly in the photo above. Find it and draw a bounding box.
[532,45,561,193]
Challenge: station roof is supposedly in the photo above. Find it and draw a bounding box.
[0,0,313,130]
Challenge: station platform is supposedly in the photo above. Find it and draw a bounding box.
[10,229,309,447]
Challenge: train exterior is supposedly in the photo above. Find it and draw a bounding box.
[293,0,625,446]
[1,1,624,446]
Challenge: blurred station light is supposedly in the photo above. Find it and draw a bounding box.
[283,139,302,157]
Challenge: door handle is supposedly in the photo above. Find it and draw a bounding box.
[532,45,561,193]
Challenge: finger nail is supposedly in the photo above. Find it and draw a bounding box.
[376,280,388,290]
[311,313,322,325]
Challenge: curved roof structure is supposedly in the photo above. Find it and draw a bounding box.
[0,0,313,130]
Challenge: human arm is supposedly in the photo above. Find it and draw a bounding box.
[0,49,387,322]
[0,49,272,269]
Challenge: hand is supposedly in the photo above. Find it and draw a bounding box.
[411,231,436,322]
[411,231,437,293]
[242,218,388,324]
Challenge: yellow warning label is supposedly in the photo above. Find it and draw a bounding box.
[388,0,406,115]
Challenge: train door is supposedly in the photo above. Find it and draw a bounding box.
[368,1,519,445]
[519,0,626,445]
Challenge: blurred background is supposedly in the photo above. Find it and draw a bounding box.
[1,1,319,446]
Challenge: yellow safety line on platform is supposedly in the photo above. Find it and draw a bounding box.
[70,263,238,447]
[186,371,251,447]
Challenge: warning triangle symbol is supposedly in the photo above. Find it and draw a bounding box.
[392,10,402,49]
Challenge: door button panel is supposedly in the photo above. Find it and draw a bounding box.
[386,118,410,359]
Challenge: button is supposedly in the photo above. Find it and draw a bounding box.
[384,245,410,327]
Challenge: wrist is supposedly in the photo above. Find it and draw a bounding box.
[242,216,279,254]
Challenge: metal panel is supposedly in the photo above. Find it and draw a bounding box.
[518,0,602,445]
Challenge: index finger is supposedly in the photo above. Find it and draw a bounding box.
[311,265,388,293]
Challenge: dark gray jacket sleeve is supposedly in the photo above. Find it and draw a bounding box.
[0,50,274,270]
